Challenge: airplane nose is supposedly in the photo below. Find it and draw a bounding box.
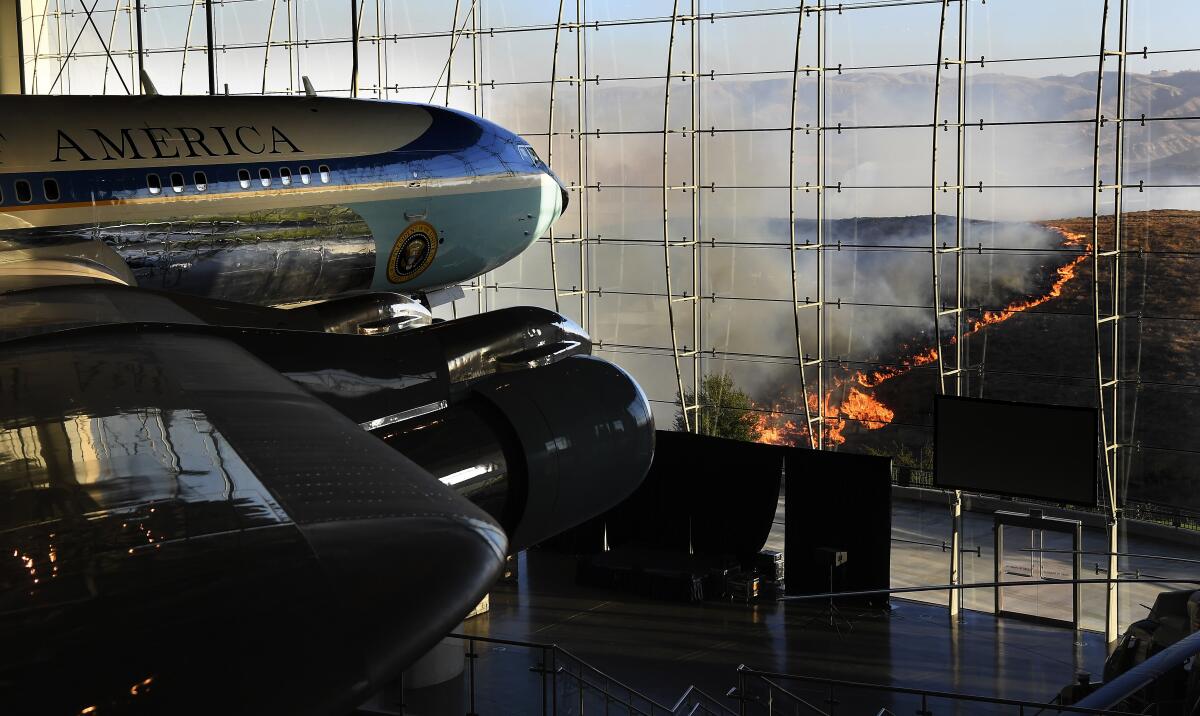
[549,169,569,215]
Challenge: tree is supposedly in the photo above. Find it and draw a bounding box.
[674,373,763,442]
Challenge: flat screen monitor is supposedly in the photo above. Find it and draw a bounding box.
[934,395,1098,507]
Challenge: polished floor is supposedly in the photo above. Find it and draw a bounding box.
[458,549,1110,715]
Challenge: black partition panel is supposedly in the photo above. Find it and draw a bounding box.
[934,395,1098,506]
[605,430,782,562]
[783,449,892,607]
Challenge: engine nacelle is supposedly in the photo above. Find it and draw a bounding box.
[372,355,654,550]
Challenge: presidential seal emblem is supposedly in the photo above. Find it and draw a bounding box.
[387,221,438,283]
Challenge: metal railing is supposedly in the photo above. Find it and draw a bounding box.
[730,667,1142,716]
[448,632,735,716]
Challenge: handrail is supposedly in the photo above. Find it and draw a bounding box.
[666,685,738,716]
[754,676,830,715]
[450,632,675,713]
[779,576,1200,602]
[1017,547,1200,566]
[735,666,1140,715]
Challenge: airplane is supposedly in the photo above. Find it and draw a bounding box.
[0,95,652,716]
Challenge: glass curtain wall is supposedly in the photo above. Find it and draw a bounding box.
[18,0,1200,629]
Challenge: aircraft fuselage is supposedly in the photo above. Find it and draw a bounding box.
[0,95,566,305]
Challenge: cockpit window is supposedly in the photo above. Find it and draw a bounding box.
[519,145,541,164]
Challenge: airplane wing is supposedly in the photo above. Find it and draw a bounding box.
[0,320,507,716]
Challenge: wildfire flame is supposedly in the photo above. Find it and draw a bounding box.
[752,226,1090,448]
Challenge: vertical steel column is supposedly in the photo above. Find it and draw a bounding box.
[349,0,359,96]
[689,0,701,425]
[547,0,566,310]
[787,1,818,450]
[1091,0,1128,647]
[286,0,294,95]
[475,0,487,315]
[446,0,460,105]
[931,0,968,618]
[548,0,586,321]
[204,0,214,94]
[575,0,589,332]
[814,3,827,447]
[133,0,143,91]
[15,0,26,94]
[663,0,699,432]
[373,0,381,97]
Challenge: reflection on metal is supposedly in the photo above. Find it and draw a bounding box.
[930,0,968,618]
[1090,0,1130,646]
[288,292,433,336]
[358,400,448,432]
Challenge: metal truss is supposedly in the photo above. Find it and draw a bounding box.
[787,1,822,451]
[660,0,704,432]
[1091,0,1130,646]
[929,0,968,617]
[546,0,588,329]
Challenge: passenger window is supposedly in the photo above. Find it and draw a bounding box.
[146,175,161,196]
[318,165,330,183]
[299,166,311,185]
[238,169,251,189]
[280,167,292,186]
[0,185,4,204]
[170,172,185,194]
[15,179,32,203]
[259,168,272,187]
[43,178,60,202]
[194,171,208,191]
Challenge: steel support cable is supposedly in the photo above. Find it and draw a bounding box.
[180,0,199,92]
[425,0,476,104]
[260,0,277,94]
[446,0,461,105]
[48,0,129,94]
[788,0,818,449]
[100,0,121,93]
